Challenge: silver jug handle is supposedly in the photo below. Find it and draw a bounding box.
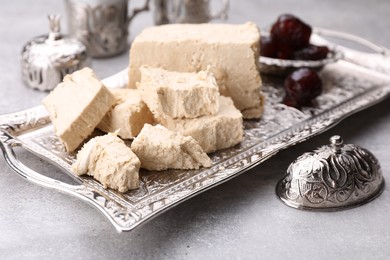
[128,0,150,23]
[210,0,229,20]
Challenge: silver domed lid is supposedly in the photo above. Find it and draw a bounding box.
[276,135,385,211]
[21,14,90,91]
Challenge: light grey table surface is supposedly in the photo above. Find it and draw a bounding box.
[1,1,390,259]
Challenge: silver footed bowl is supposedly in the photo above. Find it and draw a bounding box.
[276,135,385,211]
[259,31,343,76]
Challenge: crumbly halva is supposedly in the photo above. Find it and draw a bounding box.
[42,67,115,152]
[131,124,212,171]
[72,133,141,192]
[159,96,243,153]
[138,66,219,119]
[98,88,154,139]
[128,22,264,119]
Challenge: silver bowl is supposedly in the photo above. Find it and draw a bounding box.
[259,27,390,76]
[259,31,343,76]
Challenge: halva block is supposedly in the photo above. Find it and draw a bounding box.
[98,88,154,139]
[42,67,115,152]
[72,133,140,192]
[131,124,212,171]
[128,22,264,119]
[138,66,219,119]
[159,96,243,153]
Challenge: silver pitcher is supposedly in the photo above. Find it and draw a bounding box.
[65,0,150,57]
[154,0,229,25]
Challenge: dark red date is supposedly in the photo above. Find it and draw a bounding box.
[283,68,322,108]
[262,14,330,61]
[260,35,294,59]
[260,36,277,58]
[270,14,312,49]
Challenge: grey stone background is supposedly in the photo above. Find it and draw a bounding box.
[1,0,390,259]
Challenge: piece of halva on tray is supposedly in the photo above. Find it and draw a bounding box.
[159,96,243,154]
[42,67,115,152]
[72,133,140,192]
[128,22,264,119]
[138,66,219,119]
[98,88,154,139]
[131,124,212,171]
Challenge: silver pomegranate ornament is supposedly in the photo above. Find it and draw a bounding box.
[21,14,89,91]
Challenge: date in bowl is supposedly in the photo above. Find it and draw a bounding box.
[259,32,343,76]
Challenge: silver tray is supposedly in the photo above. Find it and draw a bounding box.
[1,31,390,232]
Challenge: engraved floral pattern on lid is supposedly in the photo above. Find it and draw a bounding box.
[276,135,385,211]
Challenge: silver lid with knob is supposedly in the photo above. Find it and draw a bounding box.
[21,14,90,91]
[276,135,385,211]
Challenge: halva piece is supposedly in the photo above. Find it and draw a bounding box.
[159,96,243,154]
[98,88,154,139]
[42,67,115,152]
[131,124,212,171]
[128,22,264,119]
[138,66,219,119]
[72,133,141,192]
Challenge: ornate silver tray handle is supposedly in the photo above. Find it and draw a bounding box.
[1,32,390,232]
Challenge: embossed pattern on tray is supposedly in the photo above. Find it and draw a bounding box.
[1,57,390,231]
